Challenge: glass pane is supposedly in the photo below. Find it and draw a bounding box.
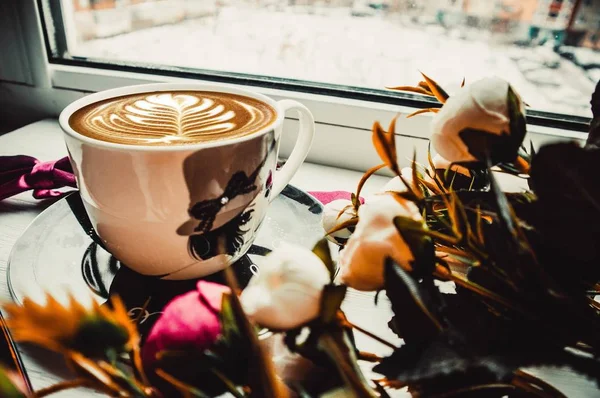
[51,0,600,118]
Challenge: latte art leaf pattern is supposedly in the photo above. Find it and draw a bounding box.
[69,91,276,146]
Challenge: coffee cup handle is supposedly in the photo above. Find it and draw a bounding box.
[270,99,315,201]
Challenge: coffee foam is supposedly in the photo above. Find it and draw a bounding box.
[69,91,276,146]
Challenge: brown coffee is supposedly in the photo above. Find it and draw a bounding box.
[69,91,277,146]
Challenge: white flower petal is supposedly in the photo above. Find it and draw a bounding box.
[240,243,330,330]
[338,194,422,291]
[430,77,518,163]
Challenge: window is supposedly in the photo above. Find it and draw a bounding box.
[39,0,599,127]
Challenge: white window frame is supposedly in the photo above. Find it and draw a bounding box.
[1,0,589,173]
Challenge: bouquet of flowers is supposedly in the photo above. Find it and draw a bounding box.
[2,74,600,398]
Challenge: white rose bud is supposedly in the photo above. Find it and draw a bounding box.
[321,199,357,244]
[338,194,423,291]
[431,77,525,164]
[240,243,330,330]
[382,167,414,192]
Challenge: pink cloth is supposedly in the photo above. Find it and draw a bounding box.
[308,190,363,205]
[0,154,356,205]
[0,156,76,201]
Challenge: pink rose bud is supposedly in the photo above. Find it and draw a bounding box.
[142,281,230,367]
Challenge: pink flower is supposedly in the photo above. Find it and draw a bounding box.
[142,281,230,367]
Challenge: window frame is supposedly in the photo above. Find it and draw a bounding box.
[38,0,595,133]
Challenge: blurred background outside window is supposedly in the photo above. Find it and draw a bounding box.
[50,0,600,118]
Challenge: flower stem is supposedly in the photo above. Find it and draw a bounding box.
[132,345,151,386]
[355,163,386,206]
[357,351,382,362]
[344,320,397,350]
[156,368,209,398]
[512,370,567,398]
[318,333,377,398]
[588,297,600,312]
[428,383,516,398]
[33,378,91,397]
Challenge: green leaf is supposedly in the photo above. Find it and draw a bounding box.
[219,294,241,345]
[210,368,245,398]
[292,383,315,398]
[392,216,436,276]
[317,332,377,398]
[319,284,347,324]
[313,238,336,282]
[74,316,129,356]
[486,161,518,239]
[0,368,25,398]
[351,192,360,210]
[383,258,442,339]
[221,267,281,398]
[507,85,527,155]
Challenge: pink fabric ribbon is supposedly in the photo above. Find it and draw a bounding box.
[0,156,76,201]
[0,154,356,205]
[308,190,364,205]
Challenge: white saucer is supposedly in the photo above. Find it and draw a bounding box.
[7,185,323,337]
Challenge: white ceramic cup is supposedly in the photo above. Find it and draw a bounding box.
[59,83,314,279]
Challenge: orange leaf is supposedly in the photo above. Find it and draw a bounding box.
[68,352,123,395]
[420,71,449,103]
[372,120,400,176]
[356,163,386,202]
[386,85,434,96]
[326,217,359,235]
[406,108,439,118]
[418,80,433,92]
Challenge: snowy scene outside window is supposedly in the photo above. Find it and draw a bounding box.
[50,0,600,118]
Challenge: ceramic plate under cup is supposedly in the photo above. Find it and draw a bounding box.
[8,186,323,340]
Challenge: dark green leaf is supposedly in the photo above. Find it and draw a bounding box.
[313,238,336,282]
[292,383,315,398]
[486,161,518,239]
[374,289,382,306]
[526,142,600,292]
[588,80,600,149]
[506,85,527,159]
[384,258,441,344]
[457,128,511,166]
[435,166,489,191]
[73,316,129,357]
[317,332,377,398]
[319,284,347,324]
[219,294,240,344]
[392,216,436,277]
[210,368,244,398]
[373,380,392,398]
[221,268,281,398]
